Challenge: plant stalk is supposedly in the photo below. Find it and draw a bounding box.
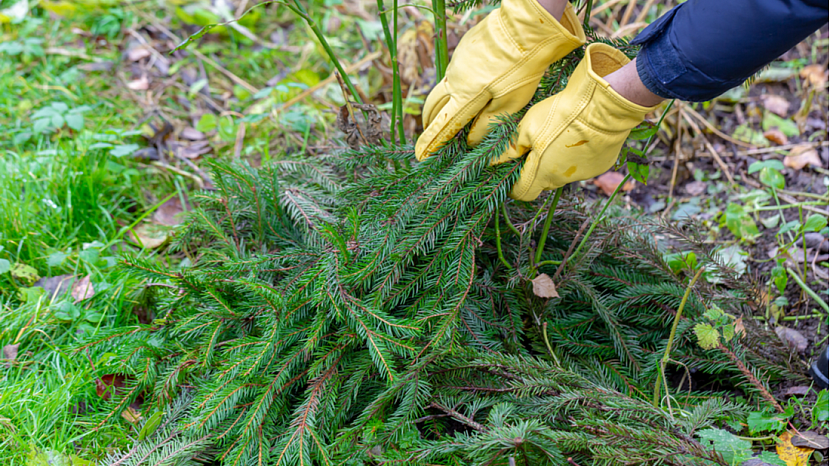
[377,0,406,144]
[495,209,513,271]
[652,267,704,407]
[535,187,563,266]
[786,267,829,312]
[432,0,449,80]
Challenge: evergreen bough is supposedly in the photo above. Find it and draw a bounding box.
[86,35,801,466]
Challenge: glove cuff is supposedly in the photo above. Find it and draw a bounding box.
[571,43,661,132]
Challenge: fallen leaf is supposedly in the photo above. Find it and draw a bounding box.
[593,171,635,197]
[3,344,19,367]
[775,326,808,353]
[784,145,822,170]
[763,129,788,145]
[153,197,186,227]
[126,45,151,62]
[782,385,811,397]
[799,64,828,88]
[790,431,829,449]
[127,76,150,91]
[532,274,559,298]
[121,406,142,423]
[10,262,40,285]
[180,127,205,141]
[777,431,814,466]
[760,94,790,117]
[32,274,75,297]
[178,140,211,159]
[71,274,95,303]
[733,316,745,338]
[684,180,707,196]
[95,374,126,400]
[130,223,169,249]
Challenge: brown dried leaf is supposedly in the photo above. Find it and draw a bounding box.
[775,326,808,353]
[782,385,811,397]
[593,171,635,197]
[764,129,788,145]
[121,406,142,424]
[684,180,707,196]
[760,94,790,117]
[33,274,75,297]
[153,197,185,227]
[784,145,822,170]
[733,316,745,338]
[3,344,19,366]
[791,431,829,449]
[131,224,168,249]
[95,374,126,401]
[800,64,828,88]
[71,274,95,303]
[127,76,149,91]
[336,104,389,150]
[180,127,206,141]
[126,45,151,62]
[532,274,559,298]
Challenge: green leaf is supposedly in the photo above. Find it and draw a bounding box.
[110,144,140,158]
[84,312,105,323]
[724,203,760,240]
[721,323,735,342]
[627,161,649,185]
[196,113,217,132]
[697,428,752,465]
[65,112,84,131]
[814,390,829,424]
[628,123,658,140]
[762,112,800,137]
[771,266,787,294]
[47,252,68,267]
[0,258,9,274]
[803,215,827,232]
[747,410,789,435]
[759,167,785,190]
[138,411,165,441]
[694,323,720,350]
[18,286,45,303]
[756,451,787,466]
[11,263,40,285]
[32,118,51,133]
[778,220,801,236]
[748,160,786,175]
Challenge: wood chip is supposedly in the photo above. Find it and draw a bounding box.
[532,274,559,298]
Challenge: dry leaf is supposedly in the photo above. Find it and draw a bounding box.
[71,274,95,303]
[3,344,19,366]
[684,180,707,196]
[763,129,788,145]
[33,274,75,297]
[784,144,822,170]
[95,374,126,401]
[532,274,559,298]
[153,197,185,227]
[777,431,814,466]
[180,127,205,141]
[126,45,151,62]
[799,64,828,88]
[593,171,635,197]
[131,223,169,249]
[782,385,811,397]
[760,94,790,117]
[790,431,829,449]
[775,326,808,353]
[733,316,745,338]
[336,104,389,150]
[121,406,142,423]
[127,76,150,91]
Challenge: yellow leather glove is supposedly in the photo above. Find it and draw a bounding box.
[499,43,661,201]
[415,0,585,161]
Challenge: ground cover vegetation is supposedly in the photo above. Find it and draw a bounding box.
[0,0,827,465]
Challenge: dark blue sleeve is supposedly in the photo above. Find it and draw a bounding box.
[630,0,828,102]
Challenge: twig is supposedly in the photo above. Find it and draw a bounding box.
[718,344,783,413]
[681,110,734,184]
[736,140,828,156]
[430,402,486,432]
[681,103,755,148]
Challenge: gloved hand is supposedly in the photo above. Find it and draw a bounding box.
[415,0,585,161]
[498,43,660,201]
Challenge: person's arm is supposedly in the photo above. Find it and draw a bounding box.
[627,0,828,102]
